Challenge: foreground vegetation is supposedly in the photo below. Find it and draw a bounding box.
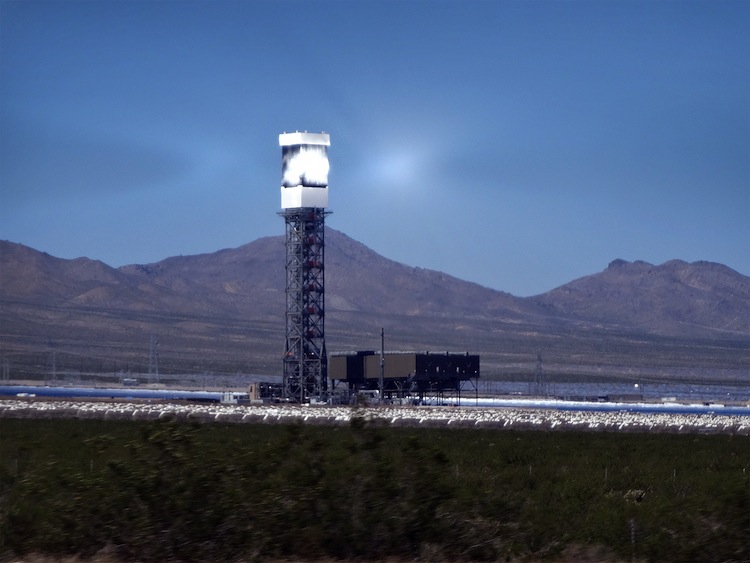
[1,416,748,562]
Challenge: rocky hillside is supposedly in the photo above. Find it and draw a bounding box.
[531,258,750,336]
[1,232,748,382]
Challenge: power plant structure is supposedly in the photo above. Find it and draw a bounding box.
[330,351,480,404]
[276,131,480,406]
[279,132,331,403]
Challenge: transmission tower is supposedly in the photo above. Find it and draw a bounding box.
[148,334,159,384]
[530,349,548,397]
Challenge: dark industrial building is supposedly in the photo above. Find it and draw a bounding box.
[330,351,480,404]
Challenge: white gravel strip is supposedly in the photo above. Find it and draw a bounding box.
[1,399,748,435]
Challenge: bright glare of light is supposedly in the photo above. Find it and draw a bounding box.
[364,147,429,193]
[282,146,329,187]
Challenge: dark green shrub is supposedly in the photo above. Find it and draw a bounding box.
[1,418,748,562]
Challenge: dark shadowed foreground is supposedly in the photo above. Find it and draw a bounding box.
[1,416,747,562]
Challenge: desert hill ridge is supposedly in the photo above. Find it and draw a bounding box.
[2,230,748,333]
[0,231,748,381]
[529,257,750,335]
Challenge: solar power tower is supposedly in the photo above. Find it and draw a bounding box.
[279,132,331,402]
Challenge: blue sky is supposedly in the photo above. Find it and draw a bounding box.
[1,0,748,297]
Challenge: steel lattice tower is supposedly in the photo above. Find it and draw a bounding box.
[278,132,331,402]
[281,209,328,401]
[530,349,548,397]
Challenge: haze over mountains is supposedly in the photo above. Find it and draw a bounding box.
[1,230,748,384]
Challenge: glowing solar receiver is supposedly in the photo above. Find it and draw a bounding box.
[280,131,330,209]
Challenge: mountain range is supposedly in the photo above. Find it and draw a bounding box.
[1,230,748,385]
